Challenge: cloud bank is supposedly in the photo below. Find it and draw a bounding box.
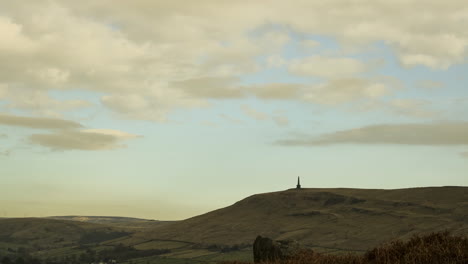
[277,122,468,146]
[0,113,140,151]
[0,0,466,120]
[0,113,82,129]
[30,130,140,151]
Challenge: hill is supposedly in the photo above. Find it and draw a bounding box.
[1,187,467,264]
[0,218,130,257]
[46,215,172,230]
[137,187,468,253]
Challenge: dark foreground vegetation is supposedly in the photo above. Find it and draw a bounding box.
[226,232,468,264]
[0,244,170,264]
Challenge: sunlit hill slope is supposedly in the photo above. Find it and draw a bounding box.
[137,187,468,253]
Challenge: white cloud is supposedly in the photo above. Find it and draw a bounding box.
[101,90,205,122]
[81,129,142,139]
[1,0,466,120]
[0,113,139,151]
[29,129,140,151]
[171,77,242,99]
[397,34,467,69]
[0,86,91,117]
[0,16,35,54]
[266,55,287,68]
[300,39,320,49]
[289,56,369,78]
[303,78,390,105]
[0,112,82,129]
[245,83,302,100]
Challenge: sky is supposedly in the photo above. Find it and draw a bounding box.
[1,0,468,220]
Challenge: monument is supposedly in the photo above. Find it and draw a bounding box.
[296,177,301,189]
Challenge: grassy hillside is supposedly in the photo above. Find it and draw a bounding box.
[138,187,468,253]
[1,187,467,264]
[0,218,129,250]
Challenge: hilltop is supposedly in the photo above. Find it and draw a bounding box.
[136,186,468,253]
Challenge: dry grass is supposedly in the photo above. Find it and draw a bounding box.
[223,231,468,264]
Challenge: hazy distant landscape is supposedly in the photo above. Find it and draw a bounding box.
[1,187,467,264]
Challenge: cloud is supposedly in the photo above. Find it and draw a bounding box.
[101,91,205,122]
[460,152,468,158]
[245,83,302,100]
[173,79,302,101]
[352,98,441,119]
[240,105,290,127]
[172,77,242,99]
[289,56,369,78]
[0,113,140,151]
[171,77,393,107]
[0,134,7,139]
[241,105,268,120]
[303,78,390,104]
[388,99,439,118]
[29,129,141,151]
[171,77,392,106]
[265,55,287,68]
[0,16,35,54]
[300,39,320,49]
[1,0,467,120]
[276,122,468,146]
[0,113,82,129]
[0,85,91,117]
[417,80,444,90]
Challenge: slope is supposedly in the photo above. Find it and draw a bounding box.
[137,187,468,252]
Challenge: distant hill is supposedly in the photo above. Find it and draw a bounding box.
[45,216,173,230]
[46,215,152,223]
[0,218,129,253]
[137,187,468,253]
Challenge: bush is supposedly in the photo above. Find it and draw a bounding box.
[222,231,468,264]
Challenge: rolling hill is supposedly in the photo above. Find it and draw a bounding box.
[1,186,467,263]
[137,187,468,253]
[0,217,131,259]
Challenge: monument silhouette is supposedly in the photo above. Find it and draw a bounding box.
[296,177,301,189]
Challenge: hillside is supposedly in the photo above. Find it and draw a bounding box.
[46,216,172,230]
[1,187,467,264]
[0,217,132,259]
[137,187,468,253]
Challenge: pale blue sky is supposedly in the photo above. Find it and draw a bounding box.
[1,1,467,220]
